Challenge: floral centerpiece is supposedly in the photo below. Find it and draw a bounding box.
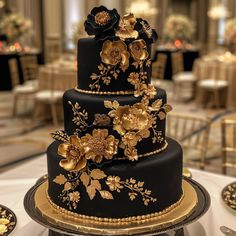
[224,18,236,52]
[0,13,32,44]
[163,14,195,45]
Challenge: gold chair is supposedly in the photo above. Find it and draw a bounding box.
[20,55,39,84]
[171,52,196,100]
[167,112,211,170]
[45,38,62,63]
[196,62,228,108]
[33,68,76,126]
[221,119,236,175]
[9,58,38,116]
[151,53,167,87]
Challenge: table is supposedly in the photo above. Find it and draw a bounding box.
[193,56,236,108]
[152,48,199,80]
[0,155,235,236]
[0,51,41,91]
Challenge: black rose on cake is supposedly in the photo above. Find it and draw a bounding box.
[135,18,158,44]
[84,5,120,41]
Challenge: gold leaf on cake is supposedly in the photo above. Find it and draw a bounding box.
[151,99,163,110]
[86,185,96,200]
[99,190,114,200]
[53,174,67,185]
[158,111,166,120]
[64,182,72,191]
[0,224,7,234]
[0,219,9,225]
[80,172,90,187]
[91,180,101,191]
[90,169,107,180]
[104,100,113,109]
[163,104,173,113]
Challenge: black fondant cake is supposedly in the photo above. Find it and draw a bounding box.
[47,6,183,222]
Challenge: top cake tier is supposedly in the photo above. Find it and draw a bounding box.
[77,6,158,94]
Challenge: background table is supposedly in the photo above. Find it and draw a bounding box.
[0,155,235,236]
[152,48,199,80]
[0,51,41,91]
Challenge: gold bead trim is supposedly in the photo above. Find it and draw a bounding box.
[114,141,168,161]
[74,87,134,95]
[46,190,184,225]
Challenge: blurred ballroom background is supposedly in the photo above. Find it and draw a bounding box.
[0,0,236,177]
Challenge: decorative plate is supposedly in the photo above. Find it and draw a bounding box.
[222,181,236,212]
[24,177,210,236]
[0,205,17,236]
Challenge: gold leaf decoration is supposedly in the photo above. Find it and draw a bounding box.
[90,169,107,180]
[99,190,114,200]
[104,100,113,109]
[53,174,67,185]
[51,130,69,143]
[91,179,101,191]
[80,172,90,187]
[163,104,173,113]
[87,185,96,200]
[158,111,166,120]
[53,166,157,208]
[151,99,163,110]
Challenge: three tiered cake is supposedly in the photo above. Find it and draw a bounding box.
[47,6,183,222]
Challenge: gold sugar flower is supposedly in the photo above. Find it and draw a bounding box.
[69,191,80,203]
[115,13,139,40]
[100,40,130,72]
[106,176,123,192]
[58,135,87,172]
[81,129,119,163]
[129,39,149,61]
[113,103,152,136]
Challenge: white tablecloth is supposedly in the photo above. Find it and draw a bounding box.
[0,155,235,236]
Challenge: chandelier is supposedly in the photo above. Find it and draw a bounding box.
[208,4,229,20]
[126,0,158,17]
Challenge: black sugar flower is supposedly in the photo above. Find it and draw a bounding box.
[84,5,120,41]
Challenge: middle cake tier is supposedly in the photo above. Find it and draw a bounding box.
[63,88,168,158]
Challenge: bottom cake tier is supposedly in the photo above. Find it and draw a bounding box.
[47,137,183,220]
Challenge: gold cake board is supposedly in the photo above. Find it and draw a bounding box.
[34,180,197,235]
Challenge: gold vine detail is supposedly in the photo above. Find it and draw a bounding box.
[68,101,88,134]
[53,168,157,210]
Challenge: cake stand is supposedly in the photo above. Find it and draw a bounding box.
[24,176,210,236]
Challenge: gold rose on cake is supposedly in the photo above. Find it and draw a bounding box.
[58,135,87,172]
[100,40,130,72]
[90,40,130,91]
[129,39,149,61]
[115,13,139,40]
[81,129,119,164]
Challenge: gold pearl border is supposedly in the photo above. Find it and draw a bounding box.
[74,87,134,95]
[46,190,184,225]
[114,141,168,161]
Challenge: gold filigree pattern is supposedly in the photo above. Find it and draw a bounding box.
[90,40,129,91]
[115,13,139,40]
[53,168,157,209]
[68,101,88,134]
